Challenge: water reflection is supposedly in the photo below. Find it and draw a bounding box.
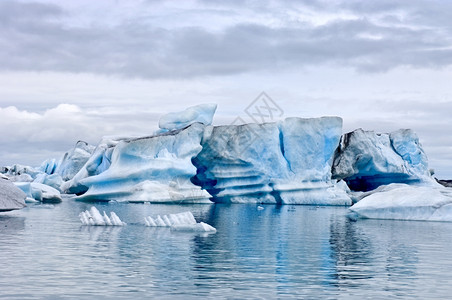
[3,201,452,299]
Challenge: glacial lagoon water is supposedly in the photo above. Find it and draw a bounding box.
[2,200,452,299]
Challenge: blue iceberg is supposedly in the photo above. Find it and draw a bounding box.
[332,128,432,191]
[192,117,351,205]
[63,123,211,203]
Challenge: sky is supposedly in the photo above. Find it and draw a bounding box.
[0,0,451,178]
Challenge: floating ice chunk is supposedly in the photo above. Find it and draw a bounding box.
[144,211,215,232]
[158,103,217,131]
[349,183,452,221]
[171,222,217,233]
[14,182,63,203]
[79,206,126,226]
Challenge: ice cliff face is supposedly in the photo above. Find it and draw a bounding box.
[63,123,211,203]
[332,128,431,191]
[192,117,351,205]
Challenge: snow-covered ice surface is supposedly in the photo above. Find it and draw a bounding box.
[144,211,216,232]
[193,117,351,205]
[158,103,217,131]
[79,206,126,226]
[65,123,211,203]
[14,182,63,203]
[349,183,452,221]
[333,129,432,191]
[0,177,26,211]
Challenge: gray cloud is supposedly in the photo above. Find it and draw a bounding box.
[1,0,452,78]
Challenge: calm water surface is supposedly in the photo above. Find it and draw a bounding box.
[1,199,452,299]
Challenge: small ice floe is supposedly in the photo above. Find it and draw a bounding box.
[257,205,264,210]
[144,211,216,232]
[79,206,126,226]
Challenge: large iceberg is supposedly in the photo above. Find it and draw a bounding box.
[349,183,452,221]
[5,103,444,209]
[332,129,432,191]
[192,117,351,205]
[63,123,211,203]
[0,176,26,211]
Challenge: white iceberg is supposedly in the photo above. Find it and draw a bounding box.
[144,211,216,232]
[193,117,351,205]
[349,183,452,221]
[79,206,126,226]
[0,177,26,212]
[158,103,217,131]
[15,182,63,203]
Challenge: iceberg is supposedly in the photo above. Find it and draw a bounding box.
[38,141,94,182]
[64,123,211,203]
[33,173,64,191]
[332,129,432,191]
[5,103,444,210]
[15,182,63,203]
[1,164,40,180]
[158,103,217,131]
[192,117,351,205]
[349,183,452,221]
[79,206,126,226]
[144,211,216,232]
[55,141,95,181]
[0,177,26,211]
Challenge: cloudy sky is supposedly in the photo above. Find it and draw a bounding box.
[1,0,451,178]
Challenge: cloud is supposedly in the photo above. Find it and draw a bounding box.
[1,0,452,78]
[0,103,161,167]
